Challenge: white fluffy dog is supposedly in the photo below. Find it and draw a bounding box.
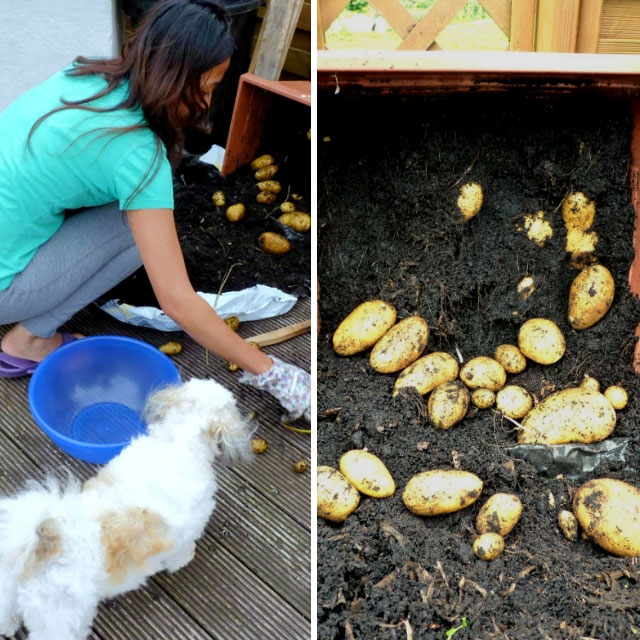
[0,378,254,640]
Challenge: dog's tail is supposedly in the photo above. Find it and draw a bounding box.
[0,477,74,578]
[207,402,257,466]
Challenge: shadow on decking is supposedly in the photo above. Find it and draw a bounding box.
[0,297,311,640]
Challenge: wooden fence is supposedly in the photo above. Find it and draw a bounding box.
[318,0,640,53]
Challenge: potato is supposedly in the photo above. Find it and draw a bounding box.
[517,276,536,300]
[459,356,506,392]
[494,344,526,374]
[250,154,275,171]
[476,493,523,537]
[562,191,595,231]
[580,375,600,393]
[280,201,296,213]
[370,316,429,374]
[518,318,565,365]
[254,164,278,181]
[471,388,496,409]
[573,478,640,556]
[558,510,579,542]
[258,232,290,254]
[256,191,277,205]
[568,264,614,330]
[428,382,470,430]
[317,465,360,522]
[251,438,268,454]
[212,190,225,207]
[402,470,483,516]
[159,341,182,355]
[293,460,308,473]
[226,203,245,222]
[332,300,397,356]
[457,182,483,221]
[518,387,616,444]
[278,211,311,232]
[496,385,533,420]
[604,385,628,410]
[339,450,395,498]
[523,210,553,247]
[473,533,504,560]
[224,316,240,331]
[393,351,459,397]
[256,180,282,194]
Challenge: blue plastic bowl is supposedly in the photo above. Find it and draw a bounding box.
[28,335,181,464]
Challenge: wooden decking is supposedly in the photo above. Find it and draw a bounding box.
[0,297,311,640]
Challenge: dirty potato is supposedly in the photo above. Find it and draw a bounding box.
[393,351,459,397]
[252,437,268,454]
[317,465,360,522]
[278,211,311,232]
[457,182,483,221]
[471,389,496,409]
[280,201,296,213]
[369,316,429,374]
[159,341,182,355]
[224,316,240,331]
[254,164,278,181]
[604,385,628,410]
[459,356,506,392]
[568,264,615,330]
[518,318,566,365]
[495,385,533,420]
[473,533,505,560]
[332,300,397,356]
[256,191,277,205]
[428,381,470,430]
[258,231,291,254]
[580,375,600,393]
[256,180,282,194]
[226,203,245,222]
[573,478,640,556]
[250,154,275,171]
[558,510,579,542]
[519,387,616,444]
[562,191,595,231]
[212,190,225,207]
[402,470,483,516]
[494,344,526,374]
[517,276,536,300]
[476,493,523,537]
[339,450,395,498]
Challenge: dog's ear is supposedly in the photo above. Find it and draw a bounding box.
[206,404,256,465]
[143,385,183,424]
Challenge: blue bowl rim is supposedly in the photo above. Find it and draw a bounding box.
[28,334,182,452]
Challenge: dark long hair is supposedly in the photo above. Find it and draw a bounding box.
[28,0,234,204]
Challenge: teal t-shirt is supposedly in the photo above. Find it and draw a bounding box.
[0,66,174,290]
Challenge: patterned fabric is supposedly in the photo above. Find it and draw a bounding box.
[239,356,310,422]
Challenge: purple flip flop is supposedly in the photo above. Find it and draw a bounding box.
[0,332,79,378]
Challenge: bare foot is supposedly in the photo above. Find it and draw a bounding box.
[1,325,84,362]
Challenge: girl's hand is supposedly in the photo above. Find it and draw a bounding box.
[240,357,310,423]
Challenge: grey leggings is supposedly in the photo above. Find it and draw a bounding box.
[0,202,142,338]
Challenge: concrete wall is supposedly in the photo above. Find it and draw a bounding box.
[0,1,120,111]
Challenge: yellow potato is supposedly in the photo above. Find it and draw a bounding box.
[568,264,615,330]
[518,318,566,365]
[604,385,628,410]
[402,470,483,516]
[494,344,526,374]
[457,182,483,221]
[256,180,282,194]
[224,316,240,331]
[370,316,429,374]
[250,154,275,171]
[258,232,290,254]
[159,341,182,355]
[339,450,395,498]
[254,164,278,181]
[256,191,277,205]
[332,300,397,356]
[251,437,268,454]
[562,191,595,231]
[293,461,308,473]
[459,356,506,392]
[212,190,225,207]
[471,389,496,409]
[393,352,459,397]
[573,478,640,556]
[557,510,579,542]
[517,276,536,300]
[280,201,296,213]
[519,387,616,444]
[278,212,311,232]
[476,493,523,537]
[317,465,360,522]
[473,533,505,560]
[523,210,553,247]
[428,381,470,430]
[495,385,533,420]
[226,203,245,222]
[580,375,600,393]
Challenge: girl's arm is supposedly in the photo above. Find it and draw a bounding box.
[127,208,273,374]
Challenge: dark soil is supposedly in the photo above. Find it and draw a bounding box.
[104,96,311,307]
[317,93,640,640]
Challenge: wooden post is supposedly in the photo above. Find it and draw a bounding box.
[510,0,536,51]
[536,0,582,52]
[250,0,305,81]
[576,0,603,53]
[317,0,327,49]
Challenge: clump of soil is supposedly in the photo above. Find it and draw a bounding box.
[318,93,640,639]
[105,97,311,306]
